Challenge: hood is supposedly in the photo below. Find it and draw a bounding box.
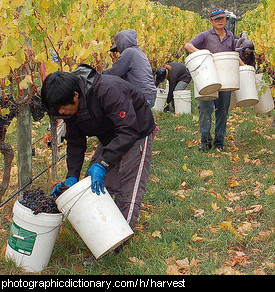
[242,39,254,51]
[114,29,137,53]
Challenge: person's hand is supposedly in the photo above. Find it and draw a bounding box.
[87,163,106,195]
[50,176,78,198]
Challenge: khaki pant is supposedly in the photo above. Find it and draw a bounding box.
[88,134,153,229]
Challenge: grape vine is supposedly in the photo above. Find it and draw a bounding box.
[0,0,208,199]
[239,0,275,95]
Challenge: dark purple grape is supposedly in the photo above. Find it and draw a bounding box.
[18,188,61,215]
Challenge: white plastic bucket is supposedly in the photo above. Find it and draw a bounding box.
[5,200,63,272]
[55,177,133,259]
[153,90,167,111]
[213,51,240,91]
[185,49,221,95]
[235,65,259,107]
[253,73,274,113]
[194,84,218,101]
[173,90,191,114]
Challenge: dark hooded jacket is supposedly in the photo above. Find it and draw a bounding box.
[103,29,157,104]
[236,39,256,68]
[56,65,155,179]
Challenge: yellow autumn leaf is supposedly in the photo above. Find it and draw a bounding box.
[218,221,238,235]
[231,154,240,162]
[15,49,25,66]
[211,202,219,212]
[39,0,50,10]
[44,60,59,75]
[34,52,47,63]
[182,164,188,171]
[0,58,10,78]
[191,233,205,242]
[10,0,25,9]
[19,75,33,90]
[7,56,21,70]
[151,230,161,238]
[228,178,240,188]
[264,185,275,195]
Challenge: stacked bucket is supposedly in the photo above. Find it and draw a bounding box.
[185,49,274,113]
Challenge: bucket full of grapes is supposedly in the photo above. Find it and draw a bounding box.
[55,177,134,259]
[5,189,63,272]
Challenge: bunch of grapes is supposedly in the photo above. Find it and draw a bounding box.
[29,95,46,122]
[19,188,61,215]
[0,94,19,141]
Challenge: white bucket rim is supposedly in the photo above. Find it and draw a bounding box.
[173,90,191,99]
[213,51,239,59]
[239,65,256,73]
[185,49,212,66]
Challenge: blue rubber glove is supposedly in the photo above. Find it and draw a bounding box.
[50,176,78,198]
[88,163,106,195]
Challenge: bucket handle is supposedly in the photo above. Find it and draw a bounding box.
[61,185,91,221]
[189,55,209,73]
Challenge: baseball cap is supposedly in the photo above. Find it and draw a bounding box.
[210,9,226,19]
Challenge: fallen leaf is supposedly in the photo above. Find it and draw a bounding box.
[142,203,157,211]
[231,154,240,162]
[225,192,240,202]
[200,170,213,179]
[237,222,252,235]
[164,256,176,265]
[190,257,199,266]
[174,125,186,131]
[228,178,240,188]
[227,251,251,267]
[243,154,251,164]
[182,164,188,171]
[211,202,219,212]
[215,266,241,275]
[180,181,188,189]
[176,258,189,268]
[129,257,145,267]
[151,230,162,238]
[245,204,262,214]
[264,185,275,195]
[254,268,266,275]
[192,208,204,217]
[218,221,238,235]
[256,230,271,241]
[191,233,205,242]
[166,265,180,275]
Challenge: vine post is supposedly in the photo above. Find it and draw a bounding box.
[17,0,32,190]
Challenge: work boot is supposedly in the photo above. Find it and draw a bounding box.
[198,143,212,152]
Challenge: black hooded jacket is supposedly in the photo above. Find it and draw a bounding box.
[56,65,155,179]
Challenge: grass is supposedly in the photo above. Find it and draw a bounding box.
[0,96,274,275]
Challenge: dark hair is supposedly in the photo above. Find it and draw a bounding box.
[155,67,166,87]
[41,71,81,114]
